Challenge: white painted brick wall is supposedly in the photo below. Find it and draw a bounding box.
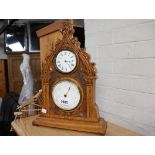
[113,21,155,43]
[85,19,155,135]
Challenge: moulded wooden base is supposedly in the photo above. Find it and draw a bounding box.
[32,116,107,135]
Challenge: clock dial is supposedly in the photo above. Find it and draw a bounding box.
[55,50,77,73]
[52,80,81,110]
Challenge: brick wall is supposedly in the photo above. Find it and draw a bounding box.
[84,19,155,135]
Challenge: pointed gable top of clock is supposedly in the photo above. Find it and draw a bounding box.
[42,20,96,79]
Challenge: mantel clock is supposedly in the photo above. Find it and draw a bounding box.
[33,20,107,135]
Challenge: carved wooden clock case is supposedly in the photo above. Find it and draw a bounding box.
[33,20,107,135]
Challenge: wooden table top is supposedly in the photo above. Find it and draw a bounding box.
[11,116,140,136]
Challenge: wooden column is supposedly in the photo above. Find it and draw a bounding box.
[0,59,7,97]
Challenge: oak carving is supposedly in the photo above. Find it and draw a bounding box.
[33,20,107,135]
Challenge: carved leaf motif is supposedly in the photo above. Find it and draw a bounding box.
[78,48,96,76]
[60,20,74,38]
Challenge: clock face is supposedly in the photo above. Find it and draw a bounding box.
[52,80,81,110]
[55,50,77,73]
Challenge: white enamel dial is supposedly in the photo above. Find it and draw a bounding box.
[55,50,77,73]
[52,80,81,110]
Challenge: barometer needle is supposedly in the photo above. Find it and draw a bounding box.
[64,86,71,97]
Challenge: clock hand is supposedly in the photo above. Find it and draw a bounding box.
[64,60,71,69]
[64,60,71,63]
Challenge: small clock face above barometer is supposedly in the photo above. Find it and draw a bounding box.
[55,50,77,73]
[52,80,81,110]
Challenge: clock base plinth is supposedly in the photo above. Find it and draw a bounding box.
[32,116,107,135]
